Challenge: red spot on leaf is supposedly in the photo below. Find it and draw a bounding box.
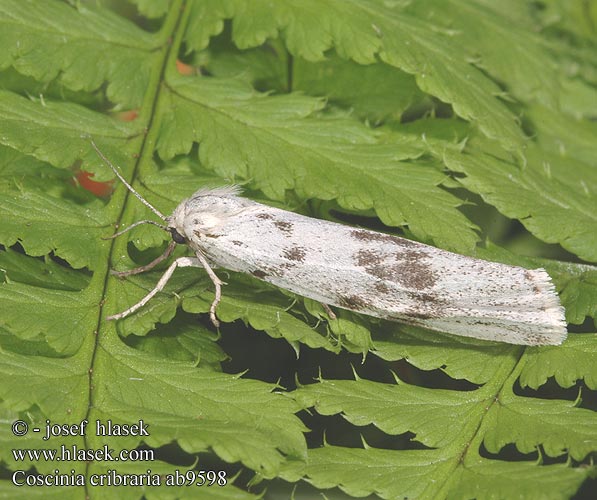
[176,59,195,75]
[74,170,114,198]
[114,109,139,122]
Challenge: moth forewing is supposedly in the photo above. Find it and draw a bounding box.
[168,193,566,346]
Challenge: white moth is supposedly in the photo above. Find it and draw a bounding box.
[93,143,567,346]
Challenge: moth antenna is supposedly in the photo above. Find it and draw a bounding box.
[102,220,169,240]
[90,140,167,221]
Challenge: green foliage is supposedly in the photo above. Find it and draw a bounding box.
[0,0,595,498]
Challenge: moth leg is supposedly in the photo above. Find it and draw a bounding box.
[194,251,224,328]
[107,256,200,321]
[111,241,177,277]
[321,303,337,320]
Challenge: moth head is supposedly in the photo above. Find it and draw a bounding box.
[166,186,247,240]
[165,201,191,244]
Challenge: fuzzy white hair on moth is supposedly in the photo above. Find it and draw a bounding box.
[190,185,244,198]
[93,141,567,346]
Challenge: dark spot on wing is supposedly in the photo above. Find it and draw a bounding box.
[274,220,293,235]
[354,249,384,267]
[393,251,436,290]
[523,332,547,345]
[193,230,222,240]
[350,229,417,248]
[363,285,449,326]
[251,269,268,279]
[232,240,245,247]
[374,282,390,294]
[405,290,445,304]
[402,311,435,321]
[399,291,447,322]
[252,266,285,279]
[354,248,437,290]
[256,212,294,236]
[388,308,443,326]
[283,246,306,262]
[338,295,370,311]
[525,270,541,294]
